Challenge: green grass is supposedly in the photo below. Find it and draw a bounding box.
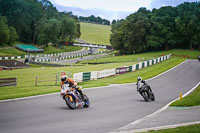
[79,49,199,64]
[170,85,200,107]
[0,62,138,100]
[168,49,200,59]
[79,51,167,64]
[80,22,111,45]
[43,45,82,54]
[0,45,82,57]
[0,56,184,100]
[78,57,185,88]
[0,47,26,57]
[0,49,198,100]
[146,124,200,133]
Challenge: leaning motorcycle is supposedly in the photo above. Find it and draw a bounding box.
[62,85,90,109]
[136,81,155,102]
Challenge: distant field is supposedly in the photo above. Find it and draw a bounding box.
[80,22,111,45]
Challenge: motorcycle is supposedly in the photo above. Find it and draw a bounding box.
[61,85,90,109]
[136,81,155,102]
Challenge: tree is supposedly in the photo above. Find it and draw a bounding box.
[110,20,126,54]
[147,6,177,50]
[60,16,78,42]
[110,8,151,54]
[78,15,110,25]
[0,0,80,47]
[175,2,199,49]
[110,2,200,53]
[0,16,9,45]
[37,18,60,47]
[9,26,18,45]
[111,20,117,25]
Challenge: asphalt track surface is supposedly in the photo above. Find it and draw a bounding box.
[52,52,109,64]
[0,60,199,133]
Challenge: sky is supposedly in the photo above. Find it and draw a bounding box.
[49,0,199,21]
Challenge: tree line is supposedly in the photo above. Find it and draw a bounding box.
[79,15,110,25]
[0,0,81,48]
[110,2,200,54]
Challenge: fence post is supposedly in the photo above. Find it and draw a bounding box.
[35,76,38,86]
[55,75,58,85]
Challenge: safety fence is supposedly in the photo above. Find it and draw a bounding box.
[35,75,59,86]
[0,48,87,61]
[33,52,89,62]
[73,54,171,82]
[0,78,17,87]
[73,43,113,50]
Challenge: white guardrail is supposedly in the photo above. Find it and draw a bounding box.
[73,54,171,82]
[0,48,90,62]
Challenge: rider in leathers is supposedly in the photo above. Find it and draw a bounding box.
[60,75,85,100]
[136,76,152,95]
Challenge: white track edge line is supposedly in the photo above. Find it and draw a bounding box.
[129,121,200,133]
[0,92,59,103]
[112,81,200,133]
[86,59,188,89]
[0,59,188,103]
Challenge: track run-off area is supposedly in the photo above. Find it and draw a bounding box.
[0,60,199,133]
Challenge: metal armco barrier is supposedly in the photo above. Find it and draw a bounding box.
[97,69,116,79]
[136,64,139,70]
[73,72,83,82]
[82,72,91,81]
[73,54,171,83]
[128,66,132,72]
[116,67,129,74]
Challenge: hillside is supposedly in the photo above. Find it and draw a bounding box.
[80,22,111,45]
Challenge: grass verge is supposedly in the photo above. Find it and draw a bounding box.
[79,49,200,64]
[0,57,184,100]
[78,57,185,88]
[146,124,200,133]
[170,84,200,107]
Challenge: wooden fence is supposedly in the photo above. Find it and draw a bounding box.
[35,75,59,86]
[0,78,17,87]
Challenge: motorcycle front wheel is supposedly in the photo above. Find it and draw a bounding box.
[141,91,149,102]
[64,94,76,109]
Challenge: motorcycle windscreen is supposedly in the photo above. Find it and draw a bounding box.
[61,84,70,93]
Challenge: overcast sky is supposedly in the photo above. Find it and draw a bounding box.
[49,0,199,21]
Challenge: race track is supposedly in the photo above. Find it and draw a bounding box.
[0,60,199,133]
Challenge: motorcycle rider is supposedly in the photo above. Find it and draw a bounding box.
[60,75,85,100]
[136,76,152,94]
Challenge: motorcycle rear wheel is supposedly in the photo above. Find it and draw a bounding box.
[151,93,155,101]
[83,94,90,108]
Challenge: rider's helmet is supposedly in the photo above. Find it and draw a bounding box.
[137,76,142,81]
[61,75,67,82]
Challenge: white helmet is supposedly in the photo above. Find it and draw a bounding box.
[61,75,67,82]
[137,76,142,81]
